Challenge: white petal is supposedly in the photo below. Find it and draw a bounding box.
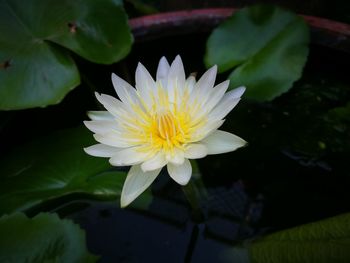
[167,159,192,185]
[167,55,186,102]
[87,111,114,121]
[194,65,217,101]
[156,56,170,85]
[84,120,118,134]
[189,119,224,142]
[95,92,126,117]
[208,86,246,121]
[135,62,155,109]
[202,130,247,154]
[204,80,230,112]
[121,165,161,208]
[111,73,139,106]
[141,152,167,172]
[166,147,185,165]
[229,86,246,98]
[94,133,134,148]
[186,75,196,94]
[190,80,230,121]
[109,147,150,166]
[84,144,121,157]
[184,144,207,159]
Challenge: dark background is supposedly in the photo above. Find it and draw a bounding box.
[125,0,350,23]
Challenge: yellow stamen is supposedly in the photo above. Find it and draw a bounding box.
[157,111,177,140]
[123,81,209,154]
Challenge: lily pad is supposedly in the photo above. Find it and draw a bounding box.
[0,127,127,215]
[0,212,98,263]
[0,0,132,110]
[205,5,309,101]
[250,213,350,263]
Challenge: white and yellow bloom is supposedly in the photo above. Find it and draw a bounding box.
[84,55,247,207]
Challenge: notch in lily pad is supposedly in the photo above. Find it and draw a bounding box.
[205,4,310,101]
[0,60,11,70]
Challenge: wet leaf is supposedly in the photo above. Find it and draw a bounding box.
[125,0,159,14]
[205,5,309,101]
[250,213,350,263]
[0,0,132,110]
[326,102,350,123]
[0,212,98,262]
[0,127,127,215]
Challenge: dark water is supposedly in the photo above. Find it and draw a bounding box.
[70,34,350,261]
[64,172,260,262]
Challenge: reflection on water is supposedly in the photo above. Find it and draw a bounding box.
[67,172,262,262]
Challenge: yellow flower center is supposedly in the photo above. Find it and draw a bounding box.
[144,109,187,153]
[123,83,208,155]
[157,111,177,140]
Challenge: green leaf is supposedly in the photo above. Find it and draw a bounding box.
[250,213,350,263]
[205,5,309,101]
[125,0,159,15]
[0,127,127,215]
[326,102,350,123]
[0,212,98,263]
[0,0,132,110]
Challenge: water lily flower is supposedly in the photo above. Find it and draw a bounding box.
[84,55,247,207]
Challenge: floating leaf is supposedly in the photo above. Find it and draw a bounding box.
[205,5,309,101]
[0,0,132,110]
[326,102,350,123]
[0,212,98,263]
[0,127,127,215]
[250,213,350,263]
[125,0,159,15]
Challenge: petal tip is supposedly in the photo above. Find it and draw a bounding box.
[175,54,182,60]
[167,160,192,186]
[111,73,119,85]
[109,158,121,166]
[159,56,169,64]
[172,55,184,67]
[235,86,246,97]
[83,146,92,155]
[136,61,144,69]
[83,120,94,132]
[178,176,191,186]
[120,195,130,208]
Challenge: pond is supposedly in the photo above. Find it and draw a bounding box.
[1,4,350,263]
[56,24,350,262]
